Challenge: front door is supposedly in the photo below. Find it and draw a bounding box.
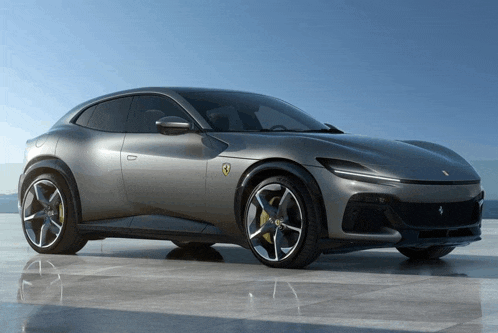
[120,94,215,221]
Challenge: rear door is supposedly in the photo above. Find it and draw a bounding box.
[61,96,133,221]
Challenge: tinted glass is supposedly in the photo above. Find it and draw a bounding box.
[177,91,327,132]
[75,105,96,127]
[86,97,133,132]
[127,95,191,133]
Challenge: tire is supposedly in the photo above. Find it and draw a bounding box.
[244,175,321,268]
[396,246,455,260]
[21,173,87,254]
[171,241,215,249]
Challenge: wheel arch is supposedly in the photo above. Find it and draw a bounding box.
[234,158,328,237]
[19,157,82,223]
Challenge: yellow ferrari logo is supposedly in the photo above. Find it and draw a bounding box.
[222,163,231,176]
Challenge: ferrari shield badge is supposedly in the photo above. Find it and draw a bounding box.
[222,163,231,176]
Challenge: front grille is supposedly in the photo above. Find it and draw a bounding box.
[391,198,481,229]
[341,193,483,234]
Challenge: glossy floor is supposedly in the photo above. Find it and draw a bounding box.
[1,214,498,333]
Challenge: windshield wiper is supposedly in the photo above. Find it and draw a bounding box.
[245,128,344,134]
[248,129,299,132]
[301,128,344,134]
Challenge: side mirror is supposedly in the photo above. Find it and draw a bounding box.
[155,116,193,135]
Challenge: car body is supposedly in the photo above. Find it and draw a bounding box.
[18,87,484,268]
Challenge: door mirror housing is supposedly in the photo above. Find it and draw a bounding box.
[155,116,193,135]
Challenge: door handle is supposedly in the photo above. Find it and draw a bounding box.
[127,155,137,161]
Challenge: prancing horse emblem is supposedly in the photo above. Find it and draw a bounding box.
[222,163,231,176]
[439,206,444,215]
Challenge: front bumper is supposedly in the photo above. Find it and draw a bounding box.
[307,166,484,254]
[320,191,483,254]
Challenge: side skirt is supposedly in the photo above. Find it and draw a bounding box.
[78,214,246,247]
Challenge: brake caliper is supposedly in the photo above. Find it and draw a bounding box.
[259,197,280,244]
[59,203,64,224]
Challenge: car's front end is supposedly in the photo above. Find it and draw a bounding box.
[302,137,484,255]
[313,166,483,254]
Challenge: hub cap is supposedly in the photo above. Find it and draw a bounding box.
[246,183,303,262]
[22,180,65,248]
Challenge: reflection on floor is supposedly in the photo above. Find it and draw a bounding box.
[2,214,498,332]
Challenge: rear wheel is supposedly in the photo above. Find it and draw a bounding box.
[397,246,455,260]
[21,173,87,254]
[244,175,321,269]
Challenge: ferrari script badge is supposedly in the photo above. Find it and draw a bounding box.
[222,163,231,176]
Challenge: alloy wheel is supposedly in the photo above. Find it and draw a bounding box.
[22,179,65,249]
[246,183,304,262]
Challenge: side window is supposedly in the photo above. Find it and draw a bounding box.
[127,95,192,133]
[85,97,133,132]
[75,105,97,127]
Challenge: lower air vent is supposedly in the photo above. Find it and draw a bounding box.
[418,228,473,239]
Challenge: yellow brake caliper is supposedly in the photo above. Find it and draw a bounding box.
[259,197,279,244]
[59,203,64,224]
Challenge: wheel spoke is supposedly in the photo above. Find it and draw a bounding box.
[277,189,293,218]
[250,221,274,240]
[273,228,284,261]
[24,210,46,222]
[39,222,49,247]
[33,184,49,208]
[26,228,37,245]
[48,190,61,207]
[282,222,301,234]
[49,218,62,233]
[256,192,277,218]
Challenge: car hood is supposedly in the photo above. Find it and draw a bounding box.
[208,132,480,182]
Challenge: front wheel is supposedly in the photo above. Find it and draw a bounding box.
[244,175,321,269]
[21,173,87,254]
[396,246,455,260]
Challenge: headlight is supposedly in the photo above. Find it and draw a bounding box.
[316,158,400,184]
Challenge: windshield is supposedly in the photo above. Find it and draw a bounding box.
[177,91,331,132]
